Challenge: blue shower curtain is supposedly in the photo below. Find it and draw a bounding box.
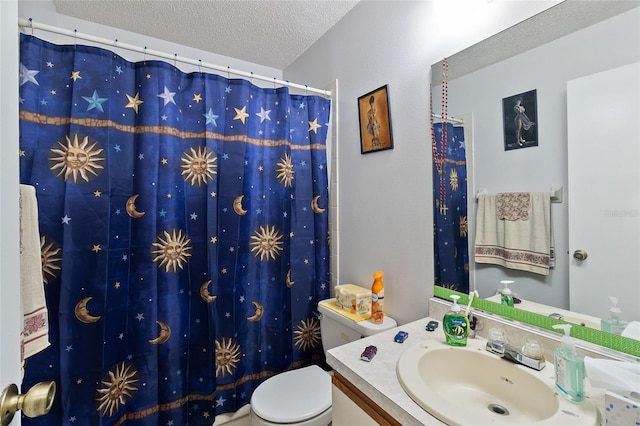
[433,122,469,293]
[19,33,330,425]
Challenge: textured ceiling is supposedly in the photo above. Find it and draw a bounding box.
[51,0,360,69]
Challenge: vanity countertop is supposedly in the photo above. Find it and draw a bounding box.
[326,316,606,426]
[327,317,446,425]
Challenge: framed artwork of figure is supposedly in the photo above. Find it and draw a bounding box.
[502,89,538,151]
[358,85,394,154]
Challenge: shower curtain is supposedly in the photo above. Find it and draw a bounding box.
[18,33,331,426]
[432,122,469,293]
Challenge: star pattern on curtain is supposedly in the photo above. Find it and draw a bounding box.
[19,33,331,426]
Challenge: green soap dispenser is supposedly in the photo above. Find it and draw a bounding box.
[499,280,514,307]
[552,324,585,402]
[443,295,469,346]
[601,296,628,335]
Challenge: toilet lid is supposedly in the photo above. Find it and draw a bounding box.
[251,365,331,423]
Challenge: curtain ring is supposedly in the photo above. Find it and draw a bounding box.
[174,53,177,67]
[73,29,77,47]
[273,77,277,90]
[250,71,254,84]
[114,38,118,49]
[143,46,147,64]
[305,84,308,95]
[198,59,202,74]
[227,66,231,79]
[28,17,34,35]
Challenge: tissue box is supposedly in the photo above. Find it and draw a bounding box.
[334,284,371,316]
[605,390,640,425]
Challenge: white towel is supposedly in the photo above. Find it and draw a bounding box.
[584,356,640,393]
[475,192,553,275]
[19,184,50,360]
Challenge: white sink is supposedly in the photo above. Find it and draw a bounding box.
[396,339,599,425]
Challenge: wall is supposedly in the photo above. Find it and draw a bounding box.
[431,8,640,310]
[284,1,562,325]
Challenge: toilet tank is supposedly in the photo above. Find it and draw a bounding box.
[318,298,397,350]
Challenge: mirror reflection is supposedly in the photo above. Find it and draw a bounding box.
[431,2,640,338]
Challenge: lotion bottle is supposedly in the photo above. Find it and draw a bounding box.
[552,324,585,402]
[443,295,469,346]
[499,280,514,307]
[601,296,627,335]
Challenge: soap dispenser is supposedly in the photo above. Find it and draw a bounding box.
[601,296,627,335]
[443,295,469,346]
[499,280,514,307]
[552,324,585,402]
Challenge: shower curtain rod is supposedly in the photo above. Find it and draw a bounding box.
[17,17,331,97]
[431,113,464,125]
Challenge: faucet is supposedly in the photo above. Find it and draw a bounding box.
[486,338,546,371]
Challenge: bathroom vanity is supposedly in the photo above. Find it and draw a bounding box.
[328,318,447,425]
[327,298,615,425]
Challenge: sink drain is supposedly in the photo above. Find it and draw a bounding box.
[488,404,510,416]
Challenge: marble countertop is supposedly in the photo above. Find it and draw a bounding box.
[327,317,446,425]
[326,316,605,426]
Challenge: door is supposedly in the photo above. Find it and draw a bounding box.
[568,62,640,322]
[1,2,23,425]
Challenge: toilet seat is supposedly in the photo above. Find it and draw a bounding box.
[250,365,331,423]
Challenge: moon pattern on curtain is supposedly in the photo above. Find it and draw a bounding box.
[433,122,469,294]
[19,33,330,426]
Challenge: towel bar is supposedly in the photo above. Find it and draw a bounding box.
[476,185,563,203]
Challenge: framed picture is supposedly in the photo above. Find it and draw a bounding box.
[502,89,538,151]
[357,85,394,154]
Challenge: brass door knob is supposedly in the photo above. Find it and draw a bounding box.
[573,250,588,261]
[0,381,56,425]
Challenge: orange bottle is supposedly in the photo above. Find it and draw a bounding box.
[371,271,385,324]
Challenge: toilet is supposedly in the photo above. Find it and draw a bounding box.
[249,298,398,426]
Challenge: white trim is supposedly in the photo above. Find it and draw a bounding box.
[431,113,464,125]
[326,80,339,292]
[2,1,24,419]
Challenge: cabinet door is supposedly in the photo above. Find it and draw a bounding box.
[331,384,378,426]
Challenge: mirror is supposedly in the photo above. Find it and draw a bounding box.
[430,1,640,339]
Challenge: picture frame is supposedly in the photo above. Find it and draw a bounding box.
[502,89,538,151]
[357,85,394,154]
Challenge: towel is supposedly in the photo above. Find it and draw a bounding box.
[497,192,531,220]
[475,192,554,275]
[19,184,50,360]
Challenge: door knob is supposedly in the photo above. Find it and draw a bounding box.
[573,250,588,261]
[0,381,56,425]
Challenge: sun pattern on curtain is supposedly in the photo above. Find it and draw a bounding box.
[18,33,331,426]
[432,122,469,294]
